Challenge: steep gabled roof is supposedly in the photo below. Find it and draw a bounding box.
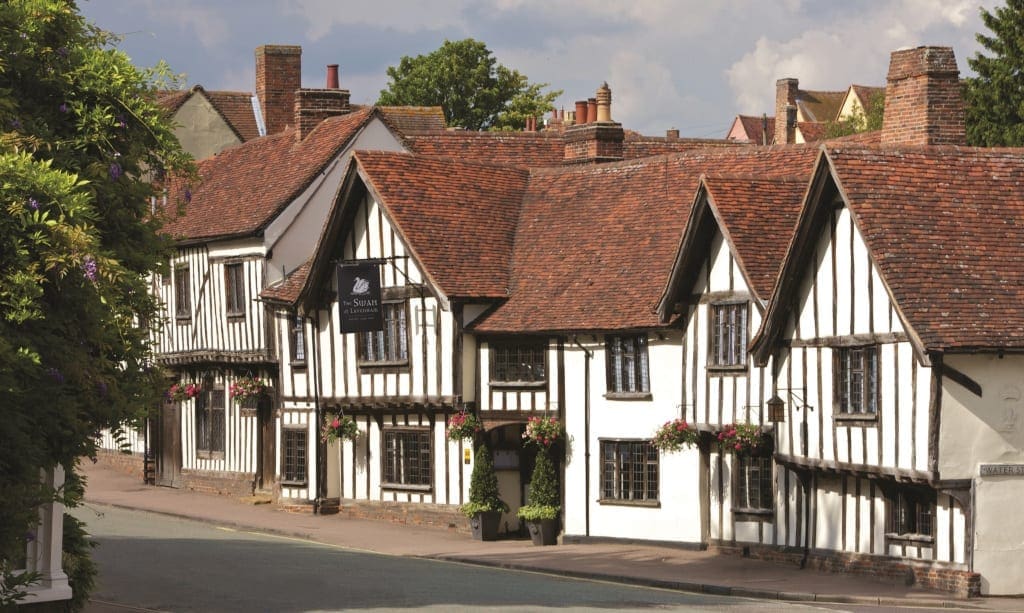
[156,86,259,143]
[850,85,885,115]
[755,145,1024,362]
[161,108,376,242]
[472,146,821,334]
[729,114,774,144]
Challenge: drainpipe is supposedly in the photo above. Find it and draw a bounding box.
[572,336,593,536]
[311,309,324,514]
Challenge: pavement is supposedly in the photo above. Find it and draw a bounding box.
[78,462,1023,612]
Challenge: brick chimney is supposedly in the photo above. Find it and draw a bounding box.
[881,46,965,146]
[295,65,351,140]
[256,45,302,136]
[564,83,624,165]
[774,78,799,145]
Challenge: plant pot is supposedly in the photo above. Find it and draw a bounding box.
[526,518,558,546]
[469,511,502,541]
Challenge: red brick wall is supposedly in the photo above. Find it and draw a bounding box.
[180,469,255,498]
[295,88,351,140]
[881,46,966,146]
[563,123,624,164]
[256,45,301,135]
[332,499,467,533]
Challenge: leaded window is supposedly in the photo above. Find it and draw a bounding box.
[290,313,306,364]
[734,455,773,511]
[491,341,546,384]
[710,302,748,367]
[605,334,650,394]
[600,440,658,503]
[281,428,308,486]
[886,485,935,539]
[835,346,879,414]
[224,262,246,318]
[360,302,408,364]
[196,388,225,458]
[174,265,191,322]
[382,429,431,488]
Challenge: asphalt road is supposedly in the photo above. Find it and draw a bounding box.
[71,504,864,613]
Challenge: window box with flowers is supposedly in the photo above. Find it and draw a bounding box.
[447,411,482,442]
[166,382,199,403]
[230,376,270,412]
[651,418,699,453]
[716,422,773,456]
[321,414,359,444]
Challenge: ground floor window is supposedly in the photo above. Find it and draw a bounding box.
[281,428,308,486]
[733,455,773,513]
[600,439,658,504]
[886,484,935,540]
[196,388,225,458]
[382,428,431,489]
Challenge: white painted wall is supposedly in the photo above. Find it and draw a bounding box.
[173,94,243,161]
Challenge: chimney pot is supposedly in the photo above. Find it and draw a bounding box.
[587,98,598,125]
[596,82,612,122]
[326,64,339,89]
[575,100,588,125]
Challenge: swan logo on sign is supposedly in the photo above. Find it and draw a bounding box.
[352,277,370,295]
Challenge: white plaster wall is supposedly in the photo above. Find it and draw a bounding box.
[174,95,242,161]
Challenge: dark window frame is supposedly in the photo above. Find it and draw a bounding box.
[281,427,308,486]
[885,484,936,543]
[224,262,246,319]
[605,334,651,398]
[599,439,659,506]
[489,339,547,387]
[733,454,774,518]
[709,301,749,370]
[290,313,307,367]
[381,428,432,491]
[357,301,410,368]
[174,265,191,323]
[834,345,879,415]
[195,386,225,459]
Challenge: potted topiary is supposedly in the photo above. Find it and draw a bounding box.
[461,443,508,541]
[517,445,559,545]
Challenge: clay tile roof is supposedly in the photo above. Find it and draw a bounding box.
[624,133,745,158]
[261,259,311,305]
[161,108,374,242]
[204,90,260,141]
[797,89,846,122]
[828,146,1024,350]
[732,115,774,144]
[473,146,820,333]
[798,121,827,143]
[703,176,809,300]
[156,89,191,114]
[405,130,566,166]
[355,151,530,298]
[377,106,446,134]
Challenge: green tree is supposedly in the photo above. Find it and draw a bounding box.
[823,90,885,139]
[461,443,508,517]
[517,446,559,521]
[965,0,1024,146]
[377,38,561,131]
[0,1,192,606]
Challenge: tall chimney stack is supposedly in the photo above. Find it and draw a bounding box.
[774,78,799,145]
[564,83,624,165]
[295,65,351,140]
[256,45,302,135]
[881,46,965,146]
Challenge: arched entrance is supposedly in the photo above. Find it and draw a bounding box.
[483,423,528,536]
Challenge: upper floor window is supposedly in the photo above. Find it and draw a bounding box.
[600,439,658,505]
[490,340,546,385]
[290,313,306,365]
[886,484,935,540]
[734,455,773,513]
[605,334,650,395]
[359,301,408,365]
[835,345,878,414]
[174,265,191,322]
[710,302,748,368]
[382,429,431,489]
[224,262,246,318]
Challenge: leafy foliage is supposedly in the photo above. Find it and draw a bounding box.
[377,38,561,131]
[716,423,773,456]
[462,443,508,517]
[320,414,358,444]
[522,414,563,448]
[651,418,699,453]
[517,446,559,521]
[823,90,885,139]
[447,410,481,441]
[0,0,192,604]
[965,0,1024,146]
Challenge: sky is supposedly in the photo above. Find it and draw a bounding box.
[78,0,993,138]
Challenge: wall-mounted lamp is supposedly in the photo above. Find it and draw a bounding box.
[766,387,813,423]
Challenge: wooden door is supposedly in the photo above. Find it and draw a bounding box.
[156,399,182,487]
[257,396,275,490]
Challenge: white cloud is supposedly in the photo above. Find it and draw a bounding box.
[283,0,470,39]
[142,0,229,49]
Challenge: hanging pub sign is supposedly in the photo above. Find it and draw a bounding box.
[337,262,383,333]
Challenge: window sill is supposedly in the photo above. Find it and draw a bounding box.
[885,533,934,545]
[196,451,225,460]
[290,361,307,370]
[489,380,546,389]
[281,480,308,488]
[226,313,246,322]
[834,413,878,425]
[604,392,653,401]
[707,364,748,375]
[175,317,192,325]
[732,508,774,522]
[357,360,410,371]
[382,484,433,493]
[597,498,660,508]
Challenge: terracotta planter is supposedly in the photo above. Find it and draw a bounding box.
[469,511,502,541]
[527,518,558,546]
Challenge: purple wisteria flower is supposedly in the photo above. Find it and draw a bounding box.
[109,162,122,181]
[59,102,69,113]
[56,46,68,58]
[27,197,39,210]
[82,256,97,282]
[46,368,64,384]
[184,188,192,203]
[117,114,127,129]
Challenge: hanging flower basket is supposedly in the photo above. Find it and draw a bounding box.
[716,422,772,456]
[229,376,269,405]
[652,418,699,453]
[166,383,199,402]
[447,411,482,441]
[522,415,563,448]
[321,414,359,443]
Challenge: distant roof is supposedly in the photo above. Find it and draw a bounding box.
[797,121,827,143]
[405,130,567,166]
[156,86,259,143]
[796,89,846,123]
[729,115,774,144]
[377,106,446,135]
[850,85,885,114]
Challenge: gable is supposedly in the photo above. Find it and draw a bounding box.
[174,94,243,160]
